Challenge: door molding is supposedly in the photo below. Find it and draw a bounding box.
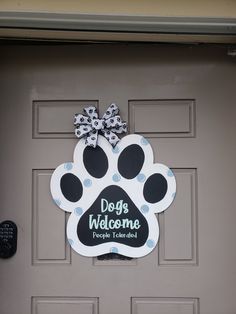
[0,11,236,43]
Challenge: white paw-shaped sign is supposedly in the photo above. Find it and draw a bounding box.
[50,134,176,258]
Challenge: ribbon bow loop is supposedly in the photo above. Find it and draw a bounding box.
[74,103,127,147]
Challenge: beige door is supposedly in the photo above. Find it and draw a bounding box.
[0,43,236,314]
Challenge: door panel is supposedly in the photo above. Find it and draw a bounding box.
[32,297,98,314]
[0,44,236,314]
[132,297,199,314]
[129,99,195,137]
[159,168,197,265]
[32,169,71,264]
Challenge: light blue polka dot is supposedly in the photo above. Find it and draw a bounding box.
[64,162,73,171]
[84,179,92,187]
[54,198,61,206]
[68,239,74,246]
[167,169,174,177]
[172,192,176,198]
[110,247,118,253]
[112,146,120,154]
[112,173,121,182]
[74,207,83,216]
[137,173,146,182]
[146,239,155,248]
[141,137,149,146]
[140,204,149,213]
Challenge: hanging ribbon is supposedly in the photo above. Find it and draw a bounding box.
[74,103,127,147]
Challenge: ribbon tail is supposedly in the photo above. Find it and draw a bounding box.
[102,129,120,147]
[85,130,98,148]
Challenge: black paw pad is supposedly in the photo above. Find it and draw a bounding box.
[143,174,167,203]
[83,146,108,178]
[60,173,83,202]
[118,144,144,179]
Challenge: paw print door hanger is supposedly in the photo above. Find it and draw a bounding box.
[50,104,176,258]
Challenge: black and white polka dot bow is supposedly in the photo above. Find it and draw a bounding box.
[74,103,127,147]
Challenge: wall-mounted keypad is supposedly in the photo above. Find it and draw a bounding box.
[0,221,17,258]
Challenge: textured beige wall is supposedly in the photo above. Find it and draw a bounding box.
[1,0,236,18]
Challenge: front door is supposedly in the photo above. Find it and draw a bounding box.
[0,43,236,314]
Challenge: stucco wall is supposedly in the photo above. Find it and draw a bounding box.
[1,0,236,18]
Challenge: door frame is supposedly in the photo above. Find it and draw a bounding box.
[0,11,236,44]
